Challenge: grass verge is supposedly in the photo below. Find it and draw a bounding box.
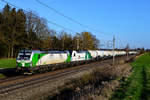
[0,74,6,78]
[0,58,16,78]
[0,58,16,68]
[110,53,150,100]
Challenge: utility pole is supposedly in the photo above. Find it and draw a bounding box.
[113,35,115,66]
[126,43,129,60]
[62,36,64,50]
[77,38,79,50]
[77,33,79,50]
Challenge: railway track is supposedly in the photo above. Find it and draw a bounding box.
[0,60,105,95]
[0,57,107,84]
[0,63,92,84]
[0,55,136,95]
[0,75,27,84]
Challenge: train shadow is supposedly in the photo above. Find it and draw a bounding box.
[0,68,20,77]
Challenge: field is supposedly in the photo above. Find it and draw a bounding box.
[111,53,150,100]
[0,58,16,78]
[0,58,16,68]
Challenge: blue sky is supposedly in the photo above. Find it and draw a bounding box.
[0,0,150,49]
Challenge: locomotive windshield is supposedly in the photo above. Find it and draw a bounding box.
[17,50,32,60]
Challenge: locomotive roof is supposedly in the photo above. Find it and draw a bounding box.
[19,50,41,53]
[19,50,68,54]
[76,50,88,53]
[47,51,68,53]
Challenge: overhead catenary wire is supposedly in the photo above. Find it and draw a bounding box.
[0,0,78,34]
[35,0,113,36]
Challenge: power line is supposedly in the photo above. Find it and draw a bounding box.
[0,0,77,33]
[47,20,76,33]
[35,0,112,35]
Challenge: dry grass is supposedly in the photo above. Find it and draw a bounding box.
[47,62,132,100]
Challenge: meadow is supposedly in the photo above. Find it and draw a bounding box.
[111,53,150,100]
[0,58,16,68]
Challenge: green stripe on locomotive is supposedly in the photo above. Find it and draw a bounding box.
[85,52,92,60]
[32,53,47,67]
[65,53,71,62]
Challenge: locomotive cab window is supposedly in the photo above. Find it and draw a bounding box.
[18,52,31,60]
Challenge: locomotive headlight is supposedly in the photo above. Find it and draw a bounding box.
[30,62,32,66]
[22,63,25,67]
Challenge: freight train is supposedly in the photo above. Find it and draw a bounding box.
[16,50,137,71]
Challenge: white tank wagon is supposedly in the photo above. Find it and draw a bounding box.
[117,51,121,56]
[104,51,111,57]
[123,51,126,55]
[96,50,113,58]
[96,50,102,58]
[129,51,138,55]
[107,51,113,57]
[88,50,98,59]
[96,50,108,58]
[116,51,120,56]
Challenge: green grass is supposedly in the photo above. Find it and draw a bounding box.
[0,74,6,78]
[0,58,16,68]
[110,53,150,100]
[0,58,16,78]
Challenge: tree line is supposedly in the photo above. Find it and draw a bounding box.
[0,4,99,58]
